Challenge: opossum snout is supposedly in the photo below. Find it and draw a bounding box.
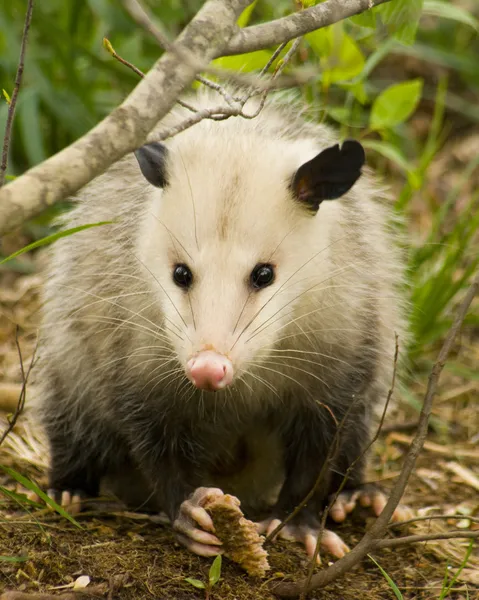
[186,351,234,391]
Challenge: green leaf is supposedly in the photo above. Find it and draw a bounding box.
[209,555,222,587]
[237,0,258,28]
[1,467,83,529]
[0,555,29,563]
[370,79,423,131]
[423,1,479,31]
[0,222,112,266]
[368,555,404,600]
[185,578,206,590]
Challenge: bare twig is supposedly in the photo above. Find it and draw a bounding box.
[376,531,479,549]
[0,329,37,447]
[103,39,198,114]
[122,0,172,51]
[0,0,251,235]
[303,335,399,589]
[223,0,393,56]
[389,514,479,528]
[388,432,479,459]
[103,37,145,78]
[272,273,479,597]
[0,0,392,233]
[0,0,34,187]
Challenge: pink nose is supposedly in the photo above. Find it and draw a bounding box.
[186,351,234,391]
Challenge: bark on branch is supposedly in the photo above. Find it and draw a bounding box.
[0,0,252,235]
[222,0,393,56]
[0,0,395,235]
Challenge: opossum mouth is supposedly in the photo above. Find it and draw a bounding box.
[186,350,234,392]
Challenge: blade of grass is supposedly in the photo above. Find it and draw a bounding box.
[368,555,404,600]
[0,221,112,265]
[0,555,29,563]
[1,466,83,529]
[439,540,474,600]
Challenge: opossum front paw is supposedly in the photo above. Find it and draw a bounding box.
[173,487,224,557]
[329,485,411,523]
[47,489,85,515]
[256,516,349,563]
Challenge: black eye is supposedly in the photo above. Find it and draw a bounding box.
[173,264,193,289]
[250,263,275,290]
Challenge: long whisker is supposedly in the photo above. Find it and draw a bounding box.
[233,224,300,335]
[262,349,353,368]
[252,293,396,345]
[258,358,330,389]
[177,149,199,251]
[241,368,280,398]
[150,212,193,262]
[126,241,190,336]
[91,351,175,374]
[230,232,355,352]
[274,327,364,345]
[244,265,359,343]
[55,283,173,337]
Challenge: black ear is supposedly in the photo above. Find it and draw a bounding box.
[290,140,365,212]
[134,142,169,188]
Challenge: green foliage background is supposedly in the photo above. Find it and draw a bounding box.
[1,0,478,360]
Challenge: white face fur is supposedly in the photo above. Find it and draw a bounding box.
[135,130,353,391]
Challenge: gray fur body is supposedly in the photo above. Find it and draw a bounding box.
[35,94,406,526]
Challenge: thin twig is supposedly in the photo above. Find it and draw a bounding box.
[103,38,145,78]
[376,531,479,549]
[103,38,196,114]
[273,273,479,597]
[389,514,479,528]
[303,335,399,590]
[0,0,34,187]
[0,0,394,233]
[0,329,37,447]
[122,0,313,93]
[265,391,359,544]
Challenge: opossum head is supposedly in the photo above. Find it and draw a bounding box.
[134,130,364,393]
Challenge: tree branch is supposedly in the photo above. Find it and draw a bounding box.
[0,0,252,235]
[0,0,34,187]
[272,272,479,597]
[222,0,393,56]
[0,0,397,234]
[376,531,479,549]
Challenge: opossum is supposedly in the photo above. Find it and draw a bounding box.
[35,93,406,560]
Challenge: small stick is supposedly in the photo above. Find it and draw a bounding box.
[389,514,479,528]
[102,38,145,78]
[303,335,399,590]
[388,432,479,459]
[376,530,479,549]
[0,0,34,187]
[0,328,37,447]
[273,272,479,597]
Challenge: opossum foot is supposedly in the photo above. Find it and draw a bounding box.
[47,489,84,515]
[329,485,411,523]
[256,517,349,564]
[173,487,224,558]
